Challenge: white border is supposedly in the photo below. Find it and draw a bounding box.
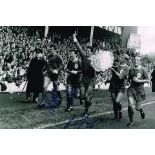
[0,0,154,26]
[0,0,155,155]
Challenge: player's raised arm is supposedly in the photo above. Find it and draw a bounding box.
[73,33,85,59]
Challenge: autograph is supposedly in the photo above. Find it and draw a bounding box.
[64,115,104,129]
[43,92,104,129]
[42,91,56,116]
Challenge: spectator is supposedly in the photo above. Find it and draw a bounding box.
[0,26,152,93]
[25,49,47,103]
[151,65,155,92]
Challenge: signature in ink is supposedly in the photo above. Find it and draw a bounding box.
[64,115,104,129]
[42,91,57,116]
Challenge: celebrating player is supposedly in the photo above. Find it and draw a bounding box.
[109,57,129,120]
[73,33,96,116]
[65,50,82,112]
[127,56,151,127]
[38,46,64,108]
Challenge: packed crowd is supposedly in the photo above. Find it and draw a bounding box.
[0,26,153,92]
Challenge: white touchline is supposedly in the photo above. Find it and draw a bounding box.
[35,100,155,129]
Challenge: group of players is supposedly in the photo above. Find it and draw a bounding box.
[109,55,150,127]
[25,33,151,127]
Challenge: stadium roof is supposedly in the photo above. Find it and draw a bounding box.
[98,26,123,35]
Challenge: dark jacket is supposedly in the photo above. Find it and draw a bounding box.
[151,69,155,92]
[27,57,47,93]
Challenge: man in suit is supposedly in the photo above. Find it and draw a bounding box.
[25,48,47,103]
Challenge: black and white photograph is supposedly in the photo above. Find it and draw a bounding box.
[1,1,155,155]
[0,26,155,129]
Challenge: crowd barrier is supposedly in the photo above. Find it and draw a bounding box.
[0,81,151,93]
[0,81,111,93]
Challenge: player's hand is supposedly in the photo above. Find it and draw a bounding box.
[52,69,58,74]
[73,71,77,74]
[133,77,140,82]
[71,70,77,74]
[120,70,126,77]
[73,32,77,42]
